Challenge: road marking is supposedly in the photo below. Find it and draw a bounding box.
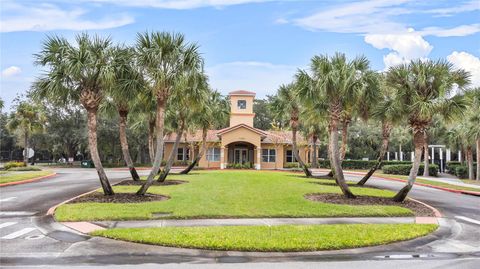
[0,211,36,217]
[0,197,16,202]
[455,216,480,225]
[1,228,36,239]
[0,222,17,229]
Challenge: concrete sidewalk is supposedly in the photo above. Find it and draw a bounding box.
[417,174,480,189]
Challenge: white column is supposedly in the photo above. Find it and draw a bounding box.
[431,147,435,164]
[446,148,451,162]
[458,150,462,162]
[400,151,403,161]
[387,152,390,161]
[394,152,398,160]
[255,147,261,170]
[220,146,225,169]
[440,148,443,173]
[411,151,415,161]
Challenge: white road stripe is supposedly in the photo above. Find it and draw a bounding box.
[0,222,17,229]
[0,197,16,202]
[455,216,480,225]
[1,228,36,239]
[0,211,36,217]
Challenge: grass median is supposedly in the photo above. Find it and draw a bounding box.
[0,170,54,184]
[92,223,437,252]
[55,170,413,221]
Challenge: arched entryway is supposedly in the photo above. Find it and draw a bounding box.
[226,142,256,168]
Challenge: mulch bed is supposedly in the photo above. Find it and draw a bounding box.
[69,193,169,203]
[305,193,436,217]
[116,179,188,186]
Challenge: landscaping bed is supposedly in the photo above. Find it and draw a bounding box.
[92,223,437,252]
[116,179,188,186]
[70,193,169,203]
[305,193,436,217]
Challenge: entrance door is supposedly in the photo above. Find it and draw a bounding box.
[234,148,248,164]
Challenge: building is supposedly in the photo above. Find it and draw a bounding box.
[163,90,311,169]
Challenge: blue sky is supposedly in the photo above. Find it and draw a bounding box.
[1,0,479,110]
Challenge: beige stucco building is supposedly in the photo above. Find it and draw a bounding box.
[164,90,310,170]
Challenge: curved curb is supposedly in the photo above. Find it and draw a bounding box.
[0,172,57,187]
[46,188,100,216]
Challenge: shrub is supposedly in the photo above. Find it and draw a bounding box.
[455,165,477,179]
[4,162,26,170]
[8,166,42,171]
[318,160,411,170]
[382,164,438,177]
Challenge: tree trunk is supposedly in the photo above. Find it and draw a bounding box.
[358,121,392,185]
[393,129,425,202]
[118,110,140,181]
[137,98,166,195]
[311,135,318,168]
[328,113,355,198]
[23,129,29,166]
[340,118,349,161]
[180,127,207,174]
[423,133,429,176]
[476,139,479,181]
[158,123,184,182]
[147,119,155,164]
[292,124,312,177]
[467,146,474,180]
[87,109,114,195]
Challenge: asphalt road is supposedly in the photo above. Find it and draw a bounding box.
[0,168,479,268]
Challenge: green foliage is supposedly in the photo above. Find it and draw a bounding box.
[382,164,438,177]
[226,162,253,169]
[93,224,437,252]
[0,170,53,184]
[455,165,477,179]
[317,160,411,170]
[4,161,26,170]
[8,166,42,171]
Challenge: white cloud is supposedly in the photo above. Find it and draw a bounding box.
[1,66,22,77]
[447,51,480,88]
[420,24,480,37]
[0,3,134,32]
[364,29,433,69]
[426,0,480,16]
[86,0,274,9]
[206,61,297,97]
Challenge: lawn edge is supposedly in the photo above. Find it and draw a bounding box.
[0,172,57,187]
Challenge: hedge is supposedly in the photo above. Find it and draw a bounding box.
[455,165,477,179]
[4,161,26,170]
[382,164,438,177]
[317,160,411,170]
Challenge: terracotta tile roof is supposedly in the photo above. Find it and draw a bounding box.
[229,90,256,96]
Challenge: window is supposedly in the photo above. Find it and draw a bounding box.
[262,149,276,162]
[286,150,298,163]
[177,148,184,161]
[237,100,246,109]
[207,148,221,162]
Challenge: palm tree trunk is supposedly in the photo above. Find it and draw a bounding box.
[23,129,29,166]
[311,135,318,168]
[476,139,479,181]
[137,97,166,195]
[393,129,425,202]
[87,109,114,195]
[118,110,140,181]
[423,133,429,176]
[467,146,474,180]
[340,118,349,161]
[358,121,392,185]
[158,124,184,182]
[328,113,355,198]
[147,119,155,164]
[292,124,312,177]
[180,127,207,174]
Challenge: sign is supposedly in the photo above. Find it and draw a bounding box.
[23,148,34,158]
[68,157,74,163]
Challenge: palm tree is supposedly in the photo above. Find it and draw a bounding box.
[300,104,328,169]
[33,34,116,195]
[157,71,208,182]
[270,83,312,177]
[297,53,374,198]
[106,46,145,181]
[466,88,480,180]
[387,60,470,202]
[180,90,229,174]
[358,78,403,185]
[7,102,44,165]
[135,31,203,195]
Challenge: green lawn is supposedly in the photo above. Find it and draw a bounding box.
[56,170,413,221]
[92,223,437,252]
[374,173,480,192]
[460,179,480,186]
[0,170,54,184]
